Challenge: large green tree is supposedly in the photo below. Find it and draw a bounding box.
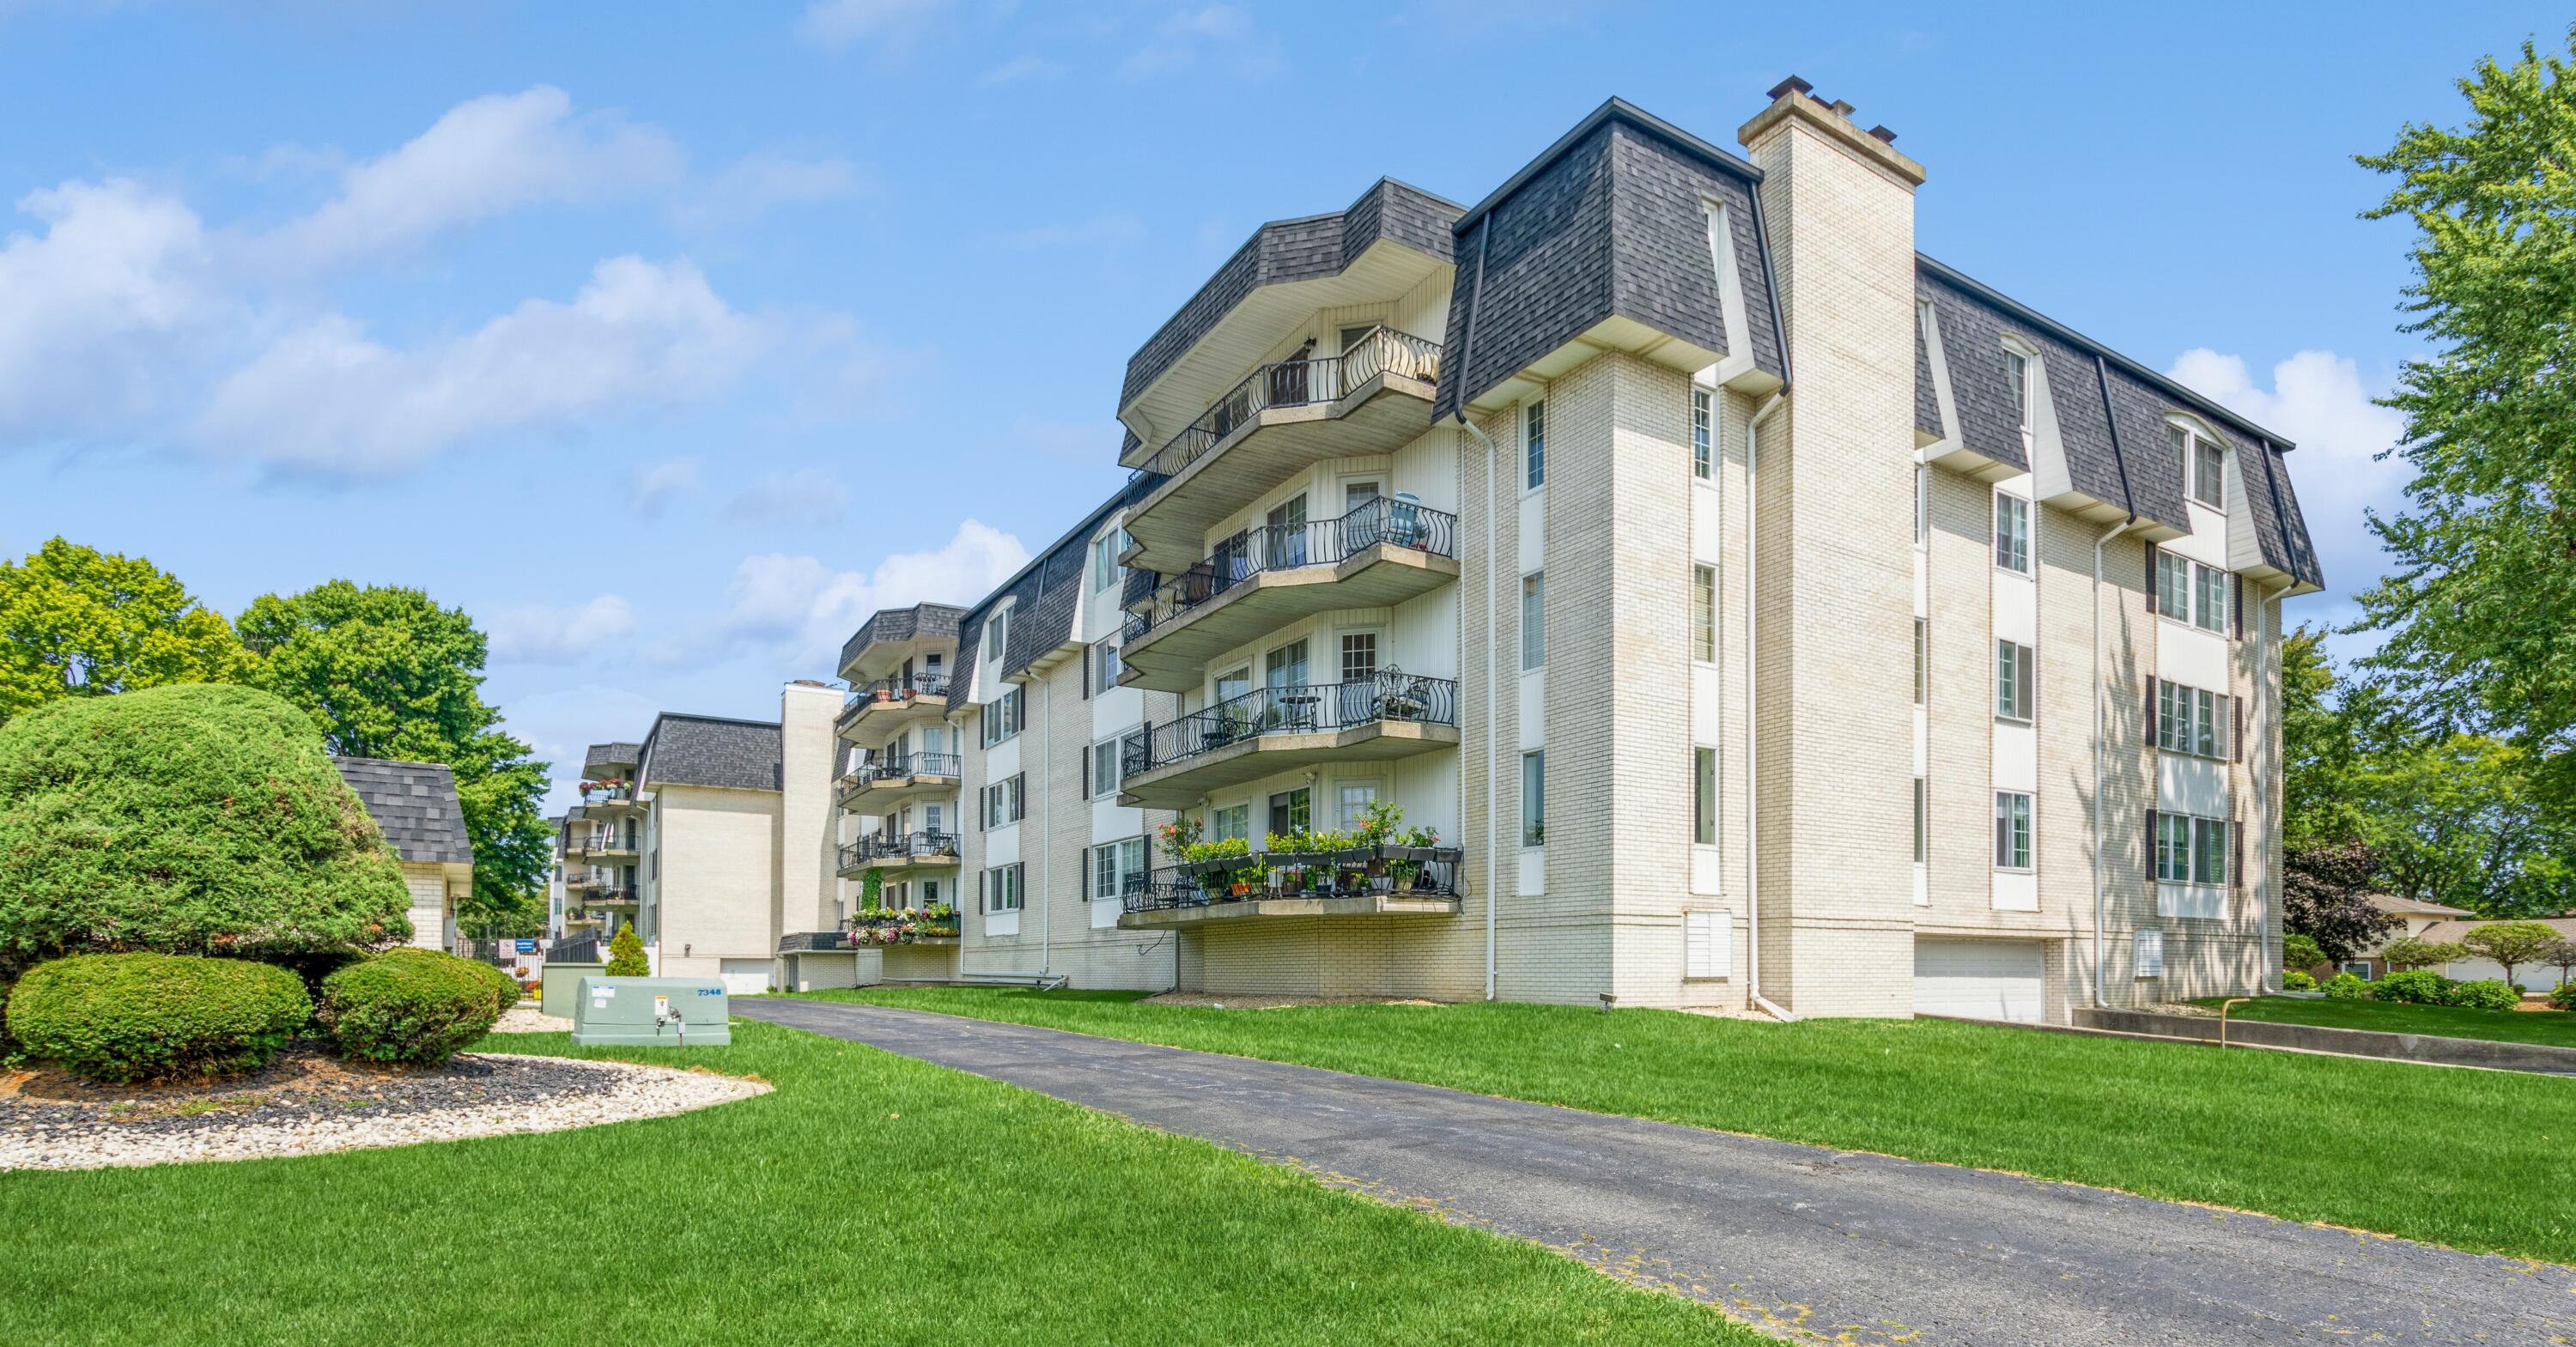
[0,537,249,719]
[2350,733,2573,915]
[2354,32,2576,804]
[2281,625,2365,851]
[236,582,552,937]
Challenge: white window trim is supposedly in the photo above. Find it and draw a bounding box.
[1522,398,1546,495]
[1992,489,2032,577]
[1993,790,2035,872]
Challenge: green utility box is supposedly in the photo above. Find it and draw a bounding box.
[570,976,732,1047]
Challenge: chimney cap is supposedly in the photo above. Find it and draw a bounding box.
[1868,124,1899,144]
[1765,75,1814,100]
[1826,99,1856,117]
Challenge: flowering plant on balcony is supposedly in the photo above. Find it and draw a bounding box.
[1156,814,1204,859]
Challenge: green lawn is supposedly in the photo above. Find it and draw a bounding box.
[2189,992,2576,1048]
[0,1020,1769,1347]
[809,986,2576,1266]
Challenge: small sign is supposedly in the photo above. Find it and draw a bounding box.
[514,938,536,953]
[653,995,671,1018]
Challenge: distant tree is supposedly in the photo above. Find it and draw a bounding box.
[2351,734,2574,915]
[2283,933,2327,974]
[2380,936,2467,971]
[0,537,249,720]
[2353,33,2576,805]
[2283,840,2403,964]
[2461,921,2562,988]
[2281,626,2365,851]
[605,925,647,977]
[2537,937,2576,989]
[235,581,551,938]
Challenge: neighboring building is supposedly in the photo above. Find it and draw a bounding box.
[823,604,968,986]
[2322,894,2476,981]
[2415,915,2576,993]
[334,755,474,953]
[558,742,642,942]
[921,82,2323,1022]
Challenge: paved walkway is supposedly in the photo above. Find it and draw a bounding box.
[737,998,2574,1346]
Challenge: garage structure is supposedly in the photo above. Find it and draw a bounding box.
[1911,938,2047,1023]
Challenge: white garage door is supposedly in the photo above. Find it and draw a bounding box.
[718,958,772,997]
[1914,938,2045,1023]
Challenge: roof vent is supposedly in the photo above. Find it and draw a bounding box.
[1765,75,1814,100]
[1826,99,1856,118]
[1868,124,1898,144]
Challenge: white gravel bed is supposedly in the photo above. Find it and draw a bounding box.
[1,1055,767,1172]
[493,1005,574,1033]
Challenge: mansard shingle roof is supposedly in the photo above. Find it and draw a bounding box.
[333,756,474,865]
[638,713,781,792]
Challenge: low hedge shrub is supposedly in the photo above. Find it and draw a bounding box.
[2370,969,2452,1004]
[6,953,309,1082]
[319,950,505,1065]
[2550,982,2576,1012]
[2443,979,2522,1011]
[2320,971,2370,1000]
[2280,968,2316,991]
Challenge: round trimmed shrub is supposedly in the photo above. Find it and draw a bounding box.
[605,925,647,977]
[319,950,504,1065]
[2550,982,2576,1012]
[2280,968,2317,991]
[0,683,412,978]
[2369,968,2453,1005]
[6,953,309,1082]
[2442,978,2522,1011]
[2321,971,2370,1000]
[466,956,522,1015]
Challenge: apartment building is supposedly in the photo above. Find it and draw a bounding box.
[909,83,2322,1022]
[826,603,969,984]
[554,741,642,943]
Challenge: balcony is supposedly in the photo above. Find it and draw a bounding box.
[1119,673,1459,808]
[1120,495,1460,692]
[1119,848,1464,930]
[567,836,639,865]
[836,673,951,743]
[1121,327,1443,574]
[835,751,963,810]
[835,830,962,877]
[578,780,641,813]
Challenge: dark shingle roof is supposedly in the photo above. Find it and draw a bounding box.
[637,714,781,792]
[1121,178,1459,412]
[333,756,474,865]
[583,742,641,773]
[1433,100,1783,423]
[1915,256,2323,588]
[836,602,964,678]
[950,479,1155,700]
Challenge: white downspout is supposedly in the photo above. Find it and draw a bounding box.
[1461,418,1503,1001]
[2092,518,2142,1006]
[1744,391,1791,1023]
[1036,678,1052,980]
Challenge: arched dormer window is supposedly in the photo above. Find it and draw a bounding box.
[2000,336,2041,454]
[2166,414,2228,511]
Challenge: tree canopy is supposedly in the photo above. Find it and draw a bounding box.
[0,538,249,720]
[238,581,553,937]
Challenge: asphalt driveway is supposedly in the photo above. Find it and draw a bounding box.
[736,998,2574,1345]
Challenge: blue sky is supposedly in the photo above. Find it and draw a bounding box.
[1,0,2558,809]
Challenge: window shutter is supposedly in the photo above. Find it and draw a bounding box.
[2233,573,2245,640]
[2144,677,2157,745]
[2233,816,2245,890]
[2146,808,2160,873]
[2233,697,2244,763]
[1079,846,1091,901]
[2143,543,2159,614]
[1082,648,1091,699]
[1081,750,1091,798]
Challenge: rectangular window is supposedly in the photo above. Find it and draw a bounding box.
[2191,435,2227,509]
[1914,618,1928,705]
[1119,836,1146,895]
[1264,638,1309,690]
[2193,816,2231,886]
[985,606,1010,662]
[1091,843,1119,901]
[1995,640,2035,722]
[2155,811,2231,886]
[1210,804,1249,844]
[1091,532,1119,592]
[1267,787,1310,838]
[1340,632,1378,683]
[1683,908,1732,979]
[981,685,1022,747]
[1693,747,1716,846]
[2195,563,2230,634]
[981,863,1023,913]
[2005,349,2032,434]
[1993,492,2030,573]
[1521,572,1545,671]
[1691,387,1712,480]
[1913,776,1929,864]
[2154,811,2193,883]
[1090,737,1121,799]
[982,775,1024,828]
[1524,400,1546,490]
[1336,782,1380,830]
[1993,792,2032,870]
[1522,750,1546,847]
[1093,638,1121,689]
[2154,550,2191,619]
[1692,565,1716,664]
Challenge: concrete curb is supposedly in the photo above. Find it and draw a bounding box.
[2069,1005,2576,1076]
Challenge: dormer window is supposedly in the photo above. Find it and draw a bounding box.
[984,604,1011,664]
[2170,419,2227,510]
[2003,349,2032,441]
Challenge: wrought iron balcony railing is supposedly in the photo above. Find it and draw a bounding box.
[1125,495,1458,644]
[841,672,951,711]
[1126,848,1463,914]
[839,830,962,870]
[1126,325,1443,488]
[1125,673,1458,777]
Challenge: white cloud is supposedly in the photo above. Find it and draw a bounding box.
[797,0,949,51]
[255,87,682,272]
[975,55,1060,86]
[2166,347,2410,598]
[723,468,853,527]
[193,255,768,476]
[0,178,221,440]
[629,458,702,514]
[489,594,636,664]
[1121,4,1275,80]
[665,521,1029,671]
[677,152,863,230]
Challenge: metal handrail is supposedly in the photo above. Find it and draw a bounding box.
[1126,673,1458,776]
[1126,326,1443,487]
[842,673,951,710]
[1125,495,1458,644]
[842,752,964,793]
[1126,853,1463,913]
